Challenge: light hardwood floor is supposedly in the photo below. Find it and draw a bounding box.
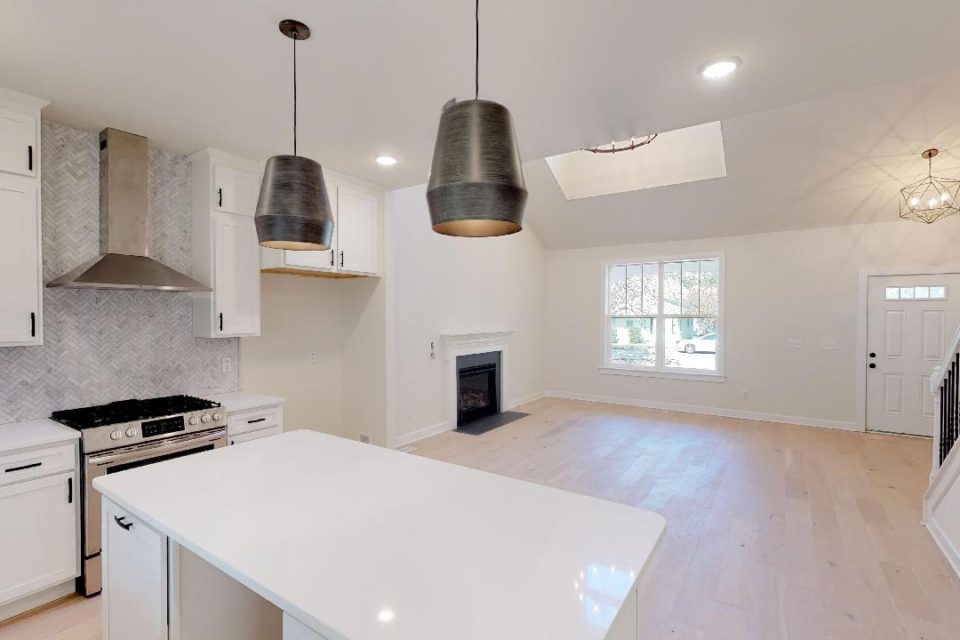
[3,397,958,639]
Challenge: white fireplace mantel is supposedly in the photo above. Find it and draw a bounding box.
[441,331,514,431]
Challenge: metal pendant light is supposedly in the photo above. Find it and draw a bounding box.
[255,19,334,251]
[899,148,960,224]
[426,0,527,237]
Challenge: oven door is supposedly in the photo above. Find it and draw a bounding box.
[80,427,226,595]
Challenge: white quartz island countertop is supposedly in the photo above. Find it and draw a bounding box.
[94,430,665,640]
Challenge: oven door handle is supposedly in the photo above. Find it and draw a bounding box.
[87,428,227,467]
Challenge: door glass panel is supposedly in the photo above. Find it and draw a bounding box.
[900,287,915,299]
[609,318,656,367]
[930,286,947,299]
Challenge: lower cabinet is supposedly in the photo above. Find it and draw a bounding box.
[102,500,167,640]
[0,472,77,604]
[229,425,282,446]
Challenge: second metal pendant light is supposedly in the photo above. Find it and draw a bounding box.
[255,19,335,251]
[426,0,528,237]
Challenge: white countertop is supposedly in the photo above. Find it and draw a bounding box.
[0,418,79,454]
[206,391,284,413]
[94,431,665,640]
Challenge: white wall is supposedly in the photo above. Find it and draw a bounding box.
[545,217,960,428]
[386,184,547,446]
[240,274,346,437]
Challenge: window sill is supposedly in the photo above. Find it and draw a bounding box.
[599,366,726,382]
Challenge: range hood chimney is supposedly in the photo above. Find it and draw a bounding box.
[47,128,210,292]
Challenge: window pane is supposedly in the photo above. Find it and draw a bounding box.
[666,318,717,371]
[642,263,659,314]
[885,287,899,300]
[681,261,700,315]
[609,318,656,368]
[900,287,915,299]
[607,265,626,314]
[625,265,644,315]
[662,262,681,314]
[931,286,947,299]
[700,260,720,316]
[915,286,930,299]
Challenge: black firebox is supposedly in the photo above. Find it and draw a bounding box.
[456,351,501,427]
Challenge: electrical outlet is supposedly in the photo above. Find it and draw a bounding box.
[221,356,233,373]
[308,350,318,364]
[741,389,750,400]
[786,337,803,350]
[358,433,371,444]
[821,338,839,351]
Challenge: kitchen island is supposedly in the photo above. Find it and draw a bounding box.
[94,430,665,639]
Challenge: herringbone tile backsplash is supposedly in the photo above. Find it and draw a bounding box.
[0,120,240,423]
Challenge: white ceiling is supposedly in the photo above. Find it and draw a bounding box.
[2,0,959,248]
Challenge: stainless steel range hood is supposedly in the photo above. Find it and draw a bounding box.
[47,128,211,292]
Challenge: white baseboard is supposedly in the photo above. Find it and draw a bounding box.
[393,421,450,448]
[925,513,960,579]
[543,390,861,432]
[0,580,75,623]
[924,443,960,579]
[506,392,545,409]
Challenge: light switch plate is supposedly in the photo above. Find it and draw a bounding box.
[786,337,803,350]
[221,356,233,373]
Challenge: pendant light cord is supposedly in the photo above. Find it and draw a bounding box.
[293,36,298,156]
[475,0,479,100]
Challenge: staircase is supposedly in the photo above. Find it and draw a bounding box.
[924,326,960,577]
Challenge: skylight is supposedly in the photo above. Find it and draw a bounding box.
[545,121,727,200]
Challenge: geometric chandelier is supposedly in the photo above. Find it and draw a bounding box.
[899,148,960,224]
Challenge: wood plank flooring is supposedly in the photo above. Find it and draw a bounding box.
[3,397,958,639]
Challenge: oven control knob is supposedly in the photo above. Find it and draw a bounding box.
[213,412,223,421]
[188,416,199,426]
[110,429,123,440]
[201,414,212,423]
[125,427,137,438]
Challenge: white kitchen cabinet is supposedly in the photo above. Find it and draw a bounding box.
[0,472,77,605]
[0,175,41,346]
[260,173,381,278]
[336,183,379,275]
[0,88,46,348]
[0,106,37,178]
[192,149,261,338]
[102,499,167,640]
[229,425,282,445]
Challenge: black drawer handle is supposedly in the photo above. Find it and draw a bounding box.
[219,312,223,332]
[68,477,73,504]
[28,145,33,171]
[30,311,36,338]
[248,417,266,424]
[114,516,133,531]
[339,251,344,268]
[330,250,334,267]
[217,188,223,207]
[5,462,41,473]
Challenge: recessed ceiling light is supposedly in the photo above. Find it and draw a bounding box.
[376,155,397,166]
[699,56,742,79]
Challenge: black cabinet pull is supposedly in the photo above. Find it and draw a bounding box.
[217,188,223,207]
[5,462,41,473]
[27,145,33,171]
[218,313,223,332]
[329,250,334,267]
[30,312,35,337]
[248,417,266,424]
[339,251,344,268]
[114,516,133,531]
[68,477,73,504]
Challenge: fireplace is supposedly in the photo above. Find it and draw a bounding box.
[456,351,501,427]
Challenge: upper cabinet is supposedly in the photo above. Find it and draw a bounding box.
[261,174,382,279]
[0,88,47,348]
[191,149,261,338]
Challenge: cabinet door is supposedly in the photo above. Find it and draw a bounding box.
[337,184,379,274]
[213,164,259,216]
[0,107,36,177]
[0,473,77,605]
[283,182,337,271]
[213,212,260,336]
[103,501,166,640]
[0,177,41,346]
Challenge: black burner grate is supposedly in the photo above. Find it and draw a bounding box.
[51,395,220,430]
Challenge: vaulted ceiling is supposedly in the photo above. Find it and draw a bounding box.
[2,0,959,248]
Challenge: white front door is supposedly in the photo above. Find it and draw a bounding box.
[866,274,960,435]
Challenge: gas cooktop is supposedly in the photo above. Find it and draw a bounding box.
[51,395,220,430]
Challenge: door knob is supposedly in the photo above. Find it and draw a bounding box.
[868,363,876,369]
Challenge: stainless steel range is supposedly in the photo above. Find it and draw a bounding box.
[51,395,227,596]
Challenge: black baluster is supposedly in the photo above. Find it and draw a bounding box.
[941,380,948,464]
